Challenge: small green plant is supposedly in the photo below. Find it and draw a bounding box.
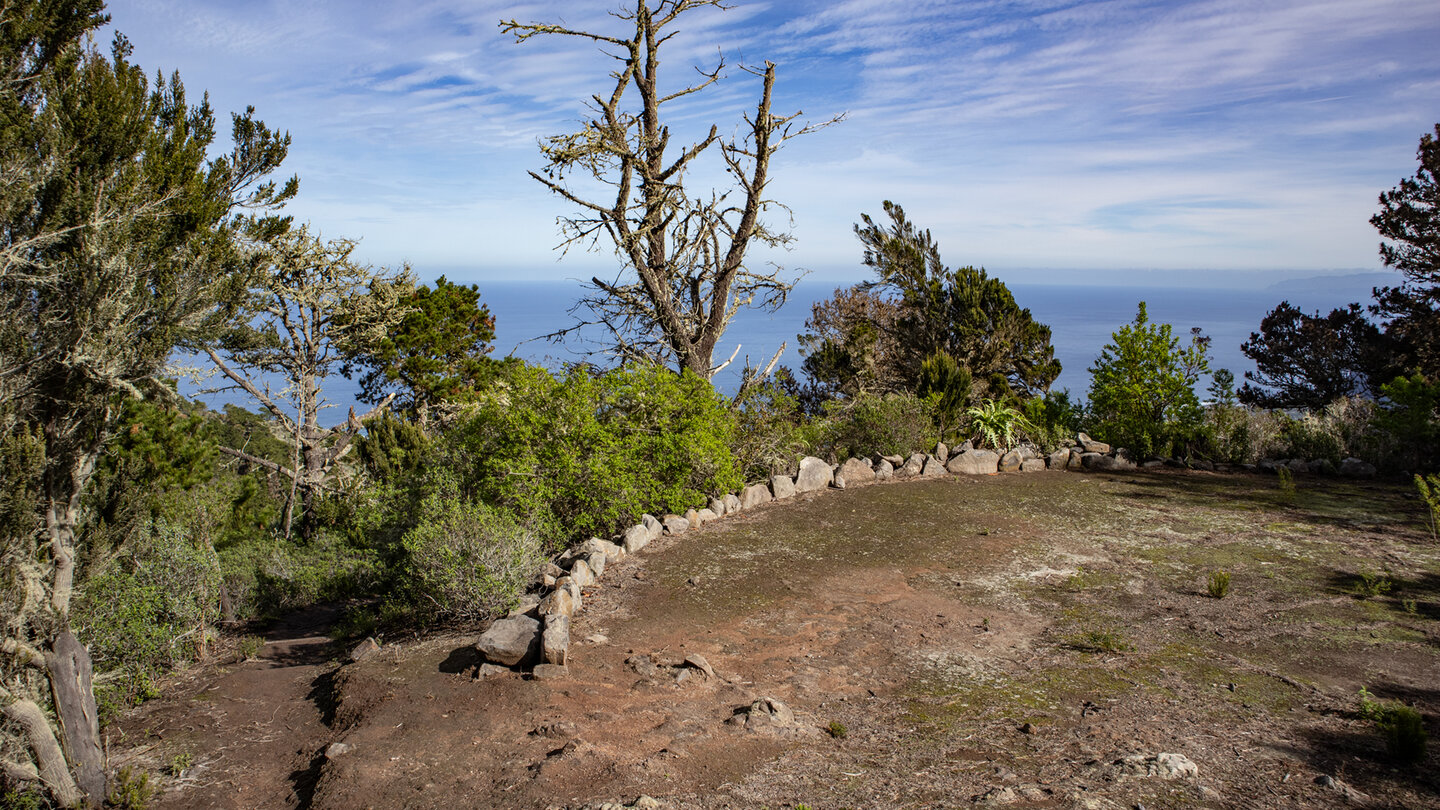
[1276,466,1296,501]
[108,766,155,810]
[827,720,848,739]
[1207,570,1231,599]
[1359,688,1429,764]
[1417,473,1440,540]
[1381,705,1428,764]
[1069,628,1133,653]
[1352,570,1394,599]
[237,635,265,660]
[167,752,193,777]
[1403,598,1419,615]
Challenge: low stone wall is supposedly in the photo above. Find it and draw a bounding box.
[472,431,1379,675]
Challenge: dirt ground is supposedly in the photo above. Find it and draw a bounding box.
[111,468,1440,809]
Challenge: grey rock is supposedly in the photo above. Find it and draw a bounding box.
[922,456,948,477]
[1082,452,1135,471]
[795,456,834,492]
[770,474,797,500]
[1257,458,1279,473]
[569,559,595,588]
[740,483,772,509]
[1339,457,1376,478]
[580,537,624,563]
[739,696,794,728]
[953,440,974,456]
[585,551,607,579]
[627,654,658,677]
[623,523,650,553]
[1142,459,1165,469]
[542,614,570,666]
[1287,458,1310,474]
[1312,458,1338,476]
[935,441,949,462]
[507,596,540,618]
[531,663,569,681]
[663,514,691,534]
[477,614,541,667]
[347,637,380,664]
[538,587,578,619]
[683,653,716,679]
[325,742,353,759]
[1020,458,1046,473]
[881,454,905,467]
[477,662,510,679]
[695,508,719,526]
[1017,443,1039,461]
[722,493,742,513]
[641,513,663,540]
[838,457,876,487]
[683,507,699,527]
[708,497,727,517]
[1077,431,1111,454]
[1193,459,1215,471]
[998,449,1023,472]
[1048,448,1072,469]
[1315,774,1368,803]
[1065,451,1084,471]
[875,459,894,479]
[948,450,999,475]
[898,453,926,477]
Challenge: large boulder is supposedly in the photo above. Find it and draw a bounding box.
[837,457,876,487]
[998,449,1023,472]
[477,615,541,667]
[875,459,895,480]
[708,497,727,517]
[538,587,578,619]
[1076,432,1111,454]
[641,513,663,541]
[740,483,773,509]
[542,614,570,666]
[622,524,649,553]
[568,559,595,588]
[947,449,999,475]
[662,514,691,534]
[1020,458,1046,472]
[723,492,743,513]
[770,474,797,500]
[795,456,834,492]
[1082,453,1135,471]
[921,456,948,477]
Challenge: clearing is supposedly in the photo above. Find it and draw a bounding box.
[112,469,1440,809]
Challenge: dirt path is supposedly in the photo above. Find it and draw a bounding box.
[112,604,346,808]
[114,471,1440,809]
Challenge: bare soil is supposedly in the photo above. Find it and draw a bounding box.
[111,469,1440,809]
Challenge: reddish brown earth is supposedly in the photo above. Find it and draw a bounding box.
[111,470,1440,809]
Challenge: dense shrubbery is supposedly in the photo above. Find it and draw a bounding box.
[818,391,937,460]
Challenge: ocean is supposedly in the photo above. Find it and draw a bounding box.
[179,275,1387,424]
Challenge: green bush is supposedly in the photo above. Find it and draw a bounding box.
[219,529,384,619]
[394,495,544,623]
[966,399,1035,451]
[1381,705,1428,764]
[1021,390,1083,452]
[1373,372,1439,470]
[820,391,936,460]
[446,362,742,545]
[73,522,221,716]
[1207,570,1231,599]
[730,374,812,480]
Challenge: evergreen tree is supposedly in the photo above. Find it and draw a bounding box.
[1239,302,1393,410]
[1371,123,1440,379]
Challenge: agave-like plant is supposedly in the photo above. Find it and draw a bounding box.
[965,399,1036,451]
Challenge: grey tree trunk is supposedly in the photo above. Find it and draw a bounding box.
[47,631,104,806]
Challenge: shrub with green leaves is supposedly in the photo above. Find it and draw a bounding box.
[1417,473,1440,540]
[72,522,222,716]
[820,391,937,460]
[395,495,544,623]
[1020,390,1082,452]
[446,362,742,545]
[730,373,812,480]
[1207,570,1231,599]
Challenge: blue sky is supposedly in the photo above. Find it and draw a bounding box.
[107,0,1440,288]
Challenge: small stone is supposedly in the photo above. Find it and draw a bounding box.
[1048,448,1072,469]
[632,798,662,810]
[585,551,607,579]
[683,507,699,527]
[897,453,926,477]
[641,513,663,540]
[744,697,794,727]
[627,654,658,677]
[325,742,353,759]
[722,493,742,513]
[683,653,715,679]
[542,614,570,666]
[569,559,595,588]
[998,449,1023,472]
[695,507,718,526]
[585,633,609,644]
[623,523,650,553]
[477,662,510,679]
[1077,431,1111,454]
[922,456,948,477]
[538,587,578,619]
[875,459,894,480]
[1315,773,1368,803]
[708,497,727,517]
[1020,458,1046,472]
[347,637,380,664]
[662,514,691,534]
[531,663,569,681]
[882,454,905,466]
[935,441,948,461]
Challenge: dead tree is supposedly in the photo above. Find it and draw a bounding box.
[502,0,840,389]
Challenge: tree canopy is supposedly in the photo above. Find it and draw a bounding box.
[1239,302,1393,410]
[1371,123,1440,379]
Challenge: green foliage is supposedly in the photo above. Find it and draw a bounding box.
[799,285,906,399]
[1020,390,1082,452]
[1351,570,1394,599]
[1280,414,1346,464]
[917,350,972,440]
[1087,302,1211,457]
[342,276,502,421]
[107,766,154,810]
[1371,123,1440,379]
[1275,467,1296,501]
[1067,628,1133,653]
[730,372,812,480]
[826,720,848,739]
[965,399,1034,451]
[219,530,383,619]
[446,362,742,545]
[1417,473,1440,539]
[237,635,264,661]
[1358,688,1429,764]
[72,522,221,716]
[166,753,193,777]
[1373,371,1439,470]
[844,201,1061,400]
[1239,302,1392,409]
[820,391,937,461]
[1207,570,1231,599]
[354,410,433,481]
[394,494,544,624]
